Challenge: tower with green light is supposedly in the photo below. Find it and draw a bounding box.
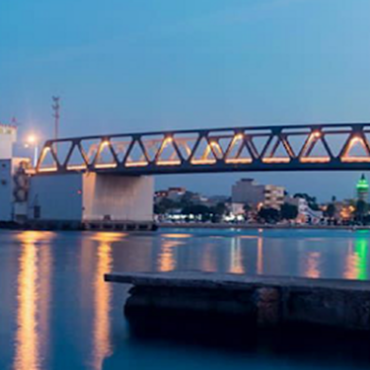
[357,174,369,201]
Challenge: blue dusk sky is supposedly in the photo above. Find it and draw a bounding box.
[1,0,370,200]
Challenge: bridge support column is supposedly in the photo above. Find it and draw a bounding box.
[82,173,154,225]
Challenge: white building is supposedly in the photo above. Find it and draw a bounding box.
[0,158,30,222]
[285,196,323,224]
[0,124,29,222]
[0,124,17,159]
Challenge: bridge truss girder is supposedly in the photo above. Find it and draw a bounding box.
[36,123,370,175]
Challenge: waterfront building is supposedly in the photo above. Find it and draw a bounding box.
[154,187,209,206]
[166,187,186,201]
[232,178,285,210]
[231,178,265,207]
[0,124,30,222]
[285,196,308,222]
[356,174,369,202]
[0,158,30,222]
[264,185,285,210]
[206,195,229,206]
[155,187,186,202]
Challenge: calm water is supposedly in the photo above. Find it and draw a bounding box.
[1,228,370,370]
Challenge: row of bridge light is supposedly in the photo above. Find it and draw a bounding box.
[37,130,370,172]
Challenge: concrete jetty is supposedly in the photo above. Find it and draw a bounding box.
[105,272,370,332]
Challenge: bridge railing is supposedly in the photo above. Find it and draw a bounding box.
[35,123,370,174]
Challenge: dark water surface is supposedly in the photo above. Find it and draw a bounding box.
[1,228,370,369]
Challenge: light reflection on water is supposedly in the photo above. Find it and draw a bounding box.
[13,231,55,370]
[14,232,40,370]
[91,233,116,370]
[1,228,370,370]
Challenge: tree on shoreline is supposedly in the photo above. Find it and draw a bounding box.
[325,203,336,219]
[280,203,298,220]
[354,200,368,223]
[258,207,280,223]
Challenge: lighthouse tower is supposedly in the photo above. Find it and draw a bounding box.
[356,174,369,202]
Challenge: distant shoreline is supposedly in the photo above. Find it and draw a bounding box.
[158,222,370,231]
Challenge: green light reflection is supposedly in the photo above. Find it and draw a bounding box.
[355,237,368,280]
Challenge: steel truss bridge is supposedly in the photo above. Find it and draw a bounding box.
[36,123,370,175]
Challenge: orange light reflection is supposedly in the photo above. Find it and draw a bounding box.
[257,237,263,274]
[229,238,244,274]
[92,232,115,370]
[157,240,182,272]
[162,233,192,238]
[14,231,55,370]
[305,251,321,279]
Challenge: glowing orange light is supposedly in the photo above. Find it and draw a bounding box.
[67,164,87,171]
[94,163,118,169]
[27,135,37,144]
[300,156,330,163]
[225,158,252,164]
[209,141,224,158]
[157,160,181,166]
[341,157,370,163]
[190,159,217,165]
[298,131,327,162]
[38,167,58,172]
[262,157,290,163]
[341,136,370,162]
[125,161,148,167]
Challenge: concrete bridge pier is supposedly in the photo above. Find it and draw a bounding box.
[27,173,154,230]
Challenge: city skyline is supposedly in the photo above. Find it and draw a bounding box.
[156,172,367,203]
